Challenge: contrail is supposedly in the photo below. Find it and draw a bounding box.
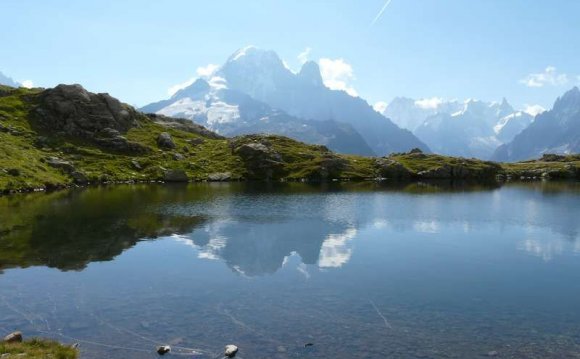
[369,0,393,28]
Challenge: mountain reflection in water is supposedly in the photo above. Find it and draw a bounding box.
[1,181,579,276]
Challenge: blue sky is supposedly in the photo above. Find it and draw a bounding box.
[1,0,579,110]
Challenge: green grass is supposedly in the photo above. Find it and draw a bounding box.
[0,84,578,193]
[0,338,78,359]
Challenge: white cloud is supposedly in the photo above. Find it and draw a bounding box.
[196,63,219,78]
[20,80,34,88]
[167,78,196,96]
[167,63,220,96]
[319,58,358,97]
[373,101,388,113]
[297,47,312,64]
[523,104,546,116]
[415,97,444,110]
[520,66,569,88]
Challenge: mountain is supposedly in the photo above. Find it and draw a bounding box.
[142,46,429,156]
[141,77,374,155]
[380,97,534,159]
[382,97,463,131]
[493,87,580,162]
[0,71,19,87]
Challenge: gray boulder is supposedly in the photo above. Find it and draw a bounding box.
[163,169,188,182]
[3,331,22,343]
[208,172,232,181]
[157,132,176,149]
[34,84,139,137]
[45,157,75,173]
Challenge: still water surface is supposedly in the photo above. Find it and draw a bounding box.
[1,182,580,358]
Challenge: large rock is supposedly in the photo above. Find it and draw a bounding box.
[45,157,75,173]
[163,169,188,182]
[208,172,232,181]
[34,84,139,137]
[157,132,176,149]
[3,331,23,343]
[375,158,411,179]
[233,139,285,179]
[33,84,149,153]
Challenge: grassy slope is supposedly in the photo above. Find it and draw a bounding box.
[0,339,78,359]
[0,85,578,193]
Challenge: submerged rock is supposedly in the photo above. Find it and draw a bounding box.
[3,331,23,343]
[224,344,238,358]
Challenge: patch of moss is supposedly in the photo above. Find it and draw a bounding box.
[0,338,78,359]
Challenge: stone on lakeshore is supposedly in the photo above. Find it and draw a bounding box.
[225,344,238,357]
[3,331,23,343]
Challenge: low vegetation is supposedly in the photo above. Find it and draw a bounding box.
[0,338,78,359]
[0,84,578,195]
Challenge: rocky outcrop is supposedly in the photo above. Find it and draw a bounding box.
[33,84,148,153]
[317,154,349,179]
[231,138,285,180]
[163,169,189,182]
[149,114,223,139]
[375,158,411,180]
[208,172,232,181]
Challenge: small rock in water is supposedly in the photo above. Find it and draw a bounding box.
[156,345,171,355]
[3,331,23,343]
[487,350,499,357]
[304,343,314,347]
[224,344,238,358]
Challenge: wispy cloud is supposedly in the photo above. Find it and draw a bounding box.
[298,47,312,64]
[319,58,358,97]
[373,101,388,113]
[370,0,393,28]
[520,66,569,88]
[415,97,445,110]
[167,63,219,96]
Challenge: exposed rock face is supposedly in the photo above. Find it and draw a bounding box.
[44,157,75,173]
[163,169,188,182]
[375,158,411,179]
[35,84,138,135]
[318,154,349,179]
[157,132,176,149]
[33,84,148,154]
[232,138,285,180]
[148,114,223,139]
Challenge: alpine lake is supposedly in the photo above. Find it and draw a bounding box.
[1,181,580,358]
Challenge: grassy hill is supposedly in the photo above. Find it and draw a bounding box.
[0,84,578,194]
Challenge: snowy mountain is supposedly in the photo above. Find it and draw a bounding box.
[493,87,580,162]
[142,46,429,156]
[141,77,375,155]
[380,97,535,159]
[0,71,19,87]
